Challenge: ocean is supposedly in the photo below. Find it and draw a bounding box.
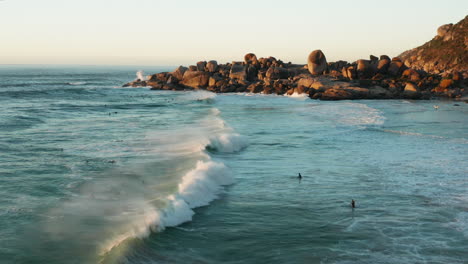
[0,66,467,264]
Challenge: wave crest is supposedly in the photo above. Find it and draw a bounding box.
[207,133,249,153]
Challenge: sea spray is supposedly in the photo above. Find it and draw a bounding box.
[135,70,147,81]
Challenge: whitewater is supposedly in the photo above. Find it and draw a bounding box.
[0,66,467,264]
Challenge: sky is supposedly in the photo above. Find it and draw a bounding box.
[0,0,467,66]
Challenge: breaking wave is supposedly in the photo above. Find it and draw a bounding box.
[39,107,248,262]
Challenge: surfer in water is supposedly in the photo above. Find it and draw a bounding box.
[351,199,356,208]
[298,173,302,179]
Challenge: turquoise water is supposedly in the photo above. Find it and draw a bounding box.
[0,66,467,264]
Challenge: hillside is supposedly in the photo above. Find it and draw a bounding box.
[399,15,468,74]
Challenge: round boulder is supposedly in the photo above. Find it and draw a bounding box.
[206,60,218,73]
[307,50,328,75]
[244,53,259,65]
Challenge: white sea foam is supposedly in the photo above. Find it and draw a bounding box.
[211,108,221,116]
[316,102,385,127]
[285,92,309,99]
[68,81,87,85]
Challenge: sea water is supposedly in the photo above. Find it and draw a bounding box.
[0,66,466,264]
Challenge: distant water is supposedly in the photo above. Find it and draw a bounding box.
[0,66,467,264]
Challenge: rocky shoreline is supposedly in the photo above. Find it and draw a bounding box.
[124,17,468,101]
[123,50,467,101]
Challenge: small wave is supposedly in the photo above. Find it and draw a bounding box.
[446,212,468,237]
[382,129,443,138]
[68,82,87,85]
[285,92,309,99]
[180,90,217,102]
[211,108,221,116]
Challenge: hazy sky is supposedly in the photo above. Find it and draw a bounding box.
[0,0,467,65]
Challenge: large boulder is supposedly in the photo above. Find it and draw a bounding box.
[181,71,210,88]
[206,60,218,73]
[356,59,374,79]
[342,66,356,80]
[297,77,315,88]
[247,82,264,93]
[196,61,207,71]
[388,57,406,76]
[377,56,391,74]
[244,53,259,65]
[319,86,369,100]
[320,89,353,100]
[246,65,258,81]
[208,74,224,87]
[229,62,247,80]
[258,57,278,68]
[171,66,188,81]
[307,50,328,75]
[265,66,289,80]
[401,69,421,82]
[437,24,454,41]
[403,82,421,99]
